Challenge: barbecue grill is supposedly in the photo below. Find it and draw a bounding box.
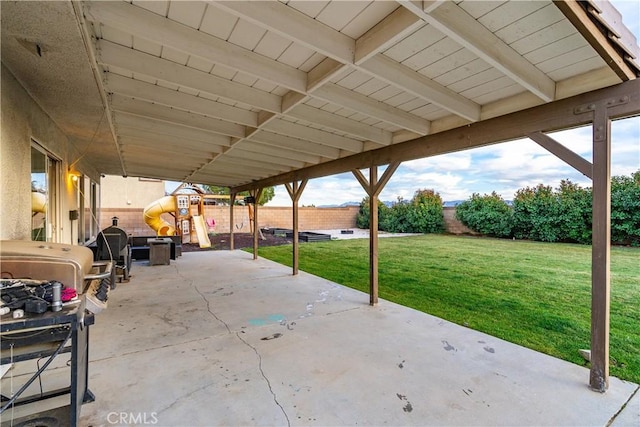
[0,240,112,313]
[0,240,112,426]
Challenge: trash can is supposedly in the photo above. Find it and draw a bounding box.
[148,238,171,266]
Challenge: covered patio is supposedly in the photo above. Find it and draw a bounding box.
[68,251,637,425]
[2,2,640,422]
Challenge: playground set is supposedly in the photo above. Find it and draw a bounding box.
[142,184,257,248]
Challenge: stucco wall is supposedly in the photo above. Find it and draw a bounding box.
[1,66,32,240]
[0,65,98,242]
[100,175,165,209]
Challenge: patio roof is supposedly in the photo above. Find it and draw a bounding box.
[1,0,638,188]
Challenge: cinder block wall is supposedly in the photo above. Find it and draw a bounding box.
[442,207,478,235]
[100,206,360,236]
[100,205,475,236]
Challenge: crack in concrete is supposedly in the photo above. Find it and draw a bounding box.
[90,335,220,363]
[236,332,291,427]
[179,264,290,425]
[194,284,231,334]
[606,385,640,427]
[155,379,217,417]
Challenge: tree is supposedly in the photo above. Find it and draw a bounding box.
[407,189,445,233]
[356,196,389,229]
[455,192,513,237]
[611,170,640,245]
[555,179,592,244]
[381,197,412,232]
[359,190,445,234]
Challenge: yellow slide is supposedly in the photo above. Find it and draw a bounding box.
[143,196,177,236]
[192,215,211,248]
[32,192,47,214]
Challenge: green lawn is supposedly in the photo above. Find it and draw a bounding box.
[250,234,640,384]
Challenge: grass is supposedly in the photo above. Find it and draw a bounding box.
[249,234,640,384]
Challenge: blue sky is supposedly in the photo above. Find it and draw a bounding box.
[265,0,640,206]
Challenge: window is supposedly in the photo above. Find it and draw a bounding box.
[31,143,60,241]
[80,176,99,243]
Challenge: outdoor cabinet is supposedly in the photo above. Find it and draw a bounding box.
[148,238,171,266]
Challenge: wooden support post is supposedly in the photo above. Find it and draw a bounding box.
[590,104,612,392]
[352,162,400,306]
[285,180,308,275]
[251,188,263,260]
[369,166,379,306]
[229,192,236,250]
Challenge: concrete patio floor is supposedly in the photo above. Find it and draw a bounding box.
[73,250,638,425]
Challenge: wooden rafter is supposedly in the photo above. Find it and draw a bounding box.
[399,1,556,102]
[232,78,640,193]
[554,0,637,81]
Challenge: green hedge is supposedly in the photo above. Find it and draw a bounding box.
[456,170,639,245]
[455,192,512,238]
[357,189,445,234]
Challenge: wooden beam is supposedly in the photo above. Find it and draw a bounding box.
[355,6,423,65]
[374,162,401,197]
[213,1,354,64]
[110,95,247,138]
[249,130,341,159]
[352,164,399,305]
[528,132,593,179]
[115,114,232,146]
[85,1,307,92]
[399,1,556,102]
[360,54,481,121]
[105,73,258,127]
[223,149,305,169]
[230,192,236,250]
[118,136,225,154]
[231,79,639,193]
[590,103,612,392]
[285,180,308,275]
[215,0,477,122]
[238,142,322,165]
[97,40,282,113]
[287,104,393,146]
[252,189,263,260]
[313,83,431,135]
[554,0,636,81]
[369,166,379,306]
[263,119,364,153]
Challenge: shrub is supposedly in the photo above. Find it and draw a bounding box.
[381,197,413,233]
[455,192,513,237]
[356,196,389,230]
[511,180,591,244]
[361,190,445,234]
[611,170,640,246]
[512,184,559,241]
[407,189,445,234]
[555,180,592,244]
